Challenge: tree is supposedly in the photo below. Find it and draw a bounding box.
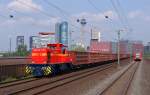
[70,44,86,52]
[16,44,28,56]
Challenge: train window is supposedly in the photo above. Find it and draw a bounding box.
[48,46,55,50]
[47,52,50,62]
[63,49,66,54]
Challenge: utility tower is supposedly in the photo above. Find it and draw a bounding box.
[77,18,87,47]
[117,29,124,65]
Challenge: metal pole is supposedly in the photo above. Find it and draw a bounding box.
[69,31,73,50]
[130,43,132,63]
[118,30,120,65]
[9,37,12,56]
[9,37,12,53]
[81,26,84,46]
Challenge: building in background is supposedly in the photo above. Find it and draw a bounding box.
[55,21,68,46]
[144,46,150,54]
[38,32,55,47]
[16,36,27,53]
[144,42,150,54]
[55,23,61,43]
[147,42,150,46]
[91,28,101,42]
[60,21,68,46]
[29,36,39,50]
[16,36,24,49]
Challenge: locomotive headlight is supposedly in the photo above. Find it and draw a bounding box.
[32,53,38,56]
[43,61,47,64]
[41,53,47,56]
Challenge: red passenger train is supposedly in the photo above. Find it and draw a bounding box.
[133,52,142,61]
[132,43,143,61]
[26,43,129,76]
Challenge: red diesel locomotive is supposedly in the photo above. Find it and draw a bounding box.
[26,43,129,76]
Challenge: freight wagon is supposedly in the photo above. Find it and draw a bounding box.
[27,43,129,76]
[90,40,132,54]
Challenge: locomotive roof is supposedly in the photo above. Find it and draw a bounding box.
[47,43,67,47]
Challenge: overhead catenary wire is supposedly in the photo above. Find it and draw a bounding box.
[13,0,79,30]
[87,0,133,41]
[115,0,132,31]
[113,0,133,40]
[87,0,120,34]
[86,0,117,41]
[41,0,80,29]
[43,0,70,18]
[109,0,127,28]
[87,0,130,30]
[87,0,104,13]
[17,0,82,40]
[6,8,42,26]
[0,14,9,19]
[15,0,56,18]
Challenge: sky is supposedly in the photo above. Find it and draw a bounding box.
[0,0,150,51]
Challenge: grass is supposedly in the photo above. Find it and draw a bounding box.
[0,77,17,83]
[0,75,33,84]
[143,54,150,59]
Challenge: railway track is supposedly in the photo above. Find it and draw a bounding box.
[0,57,30,66]
[0,57,30,60]
[0,78,40,88]
[99,61,139,95]
[0,63,114,95]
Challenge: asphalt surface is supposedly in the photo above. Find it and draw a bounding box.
[127,59,150,95]
[34,60,130,95]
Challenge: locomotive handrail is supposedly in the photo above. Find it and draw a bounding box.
[0,57,31,60]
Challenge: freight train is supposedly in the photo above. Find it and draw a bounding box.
[26,43,129,76]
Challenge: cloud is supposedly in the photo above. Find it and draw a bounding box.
[0,16,60,29]
[128,10,143,19]
[128,10,150,21]
[32,17,60,27]
[7,0,42,13]
[71,10,118,23]
[128,10,150,22]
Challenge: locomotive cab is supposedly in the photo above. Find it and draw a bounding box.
[47,43,72,64]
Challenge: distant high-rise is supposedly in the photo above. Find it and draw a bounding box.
[16,36,24,48]
[55,21,68,46]
[29,36,38,50]
[39,32,55,47]
[91,28,101,42]
[148,42,150,46]
[55,23,61,43]
[60,21,68,46]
